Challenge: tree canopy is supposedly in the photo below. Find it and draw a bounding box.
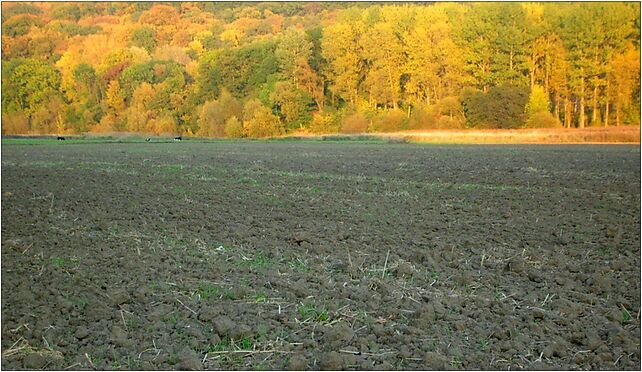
[1,1,639,136]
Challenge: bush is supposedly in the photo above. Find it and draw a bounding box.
[462,85,529,128]
[92,113,118,133]
[148,114,177,135]
[409,99,465,129]
[197,89,242,137]
[408,103,438,129]
[436,115,465,129]
[1,111,29,134]
[309,111,340,134]
[224,116,244,138]
[369,109,407,132]
[30,98,66,134]
[525,111,560,128]
[525,85,550,118]
[243,100,283,137]
[340,111,369,134]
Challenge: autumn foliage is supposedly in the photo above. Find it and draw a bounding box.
[1,2,640,137]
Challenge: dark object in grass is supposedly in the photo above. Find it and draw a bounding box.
[174,136,182,141]
[57,136,65,141]
[145,138,151,142]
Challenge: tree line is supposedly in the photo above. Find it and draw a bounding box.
[1,2,640,136]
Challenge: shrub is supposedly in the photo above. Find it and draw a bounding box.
[526,111,560,128]
[243,99,283,137]
[408,103,438,129]
[462,85,529,128]
[30,98,67,134]
[436,115,465,129]
[340,111,369,134]
[148,113,177,135]
[197,89,242,137]
[309,111,340,134]
[525,85,550,118]
[224,116,244,138]
[1,111,29,134]
[369,109,407,132]
[92,113,118,133]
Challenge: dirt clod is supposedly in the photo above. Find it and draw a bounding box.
[324,323,354,343]
[393,261,414,277]
[319,352,343,370]
[198,307,219,322]
[74,327,90,340]
[109,289,130,306]
[179,349,202,370]
[424,352,448,370]
[213,316,236,336]
[110,326,130,347]
[374,360,394,370]
[288,354,308,370]
[229,324,252,340]
[22,353,47,369]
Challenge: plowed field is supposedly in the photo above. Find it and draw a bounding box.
[1,142,640,370]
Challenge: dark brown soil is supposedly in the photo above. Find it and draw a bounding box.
[1,142,640,370]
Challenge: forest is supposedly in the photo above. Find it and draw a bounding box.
[1,1,640,137]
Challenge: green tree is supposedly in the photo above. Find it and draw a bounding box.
[130,27,156,53]
[525,84,558,127]
[275,27,312,83]
[2,15,42,37]
[243,98,283,137]
[609,46,640,126]
[197,89,242,137]
[269,81,313,130]
[456,3,528,91]
[196,40,278,102]
[224,116,244,138]
[462,85,529,128]
[322,15,365,106]
[405,5,466,107]
[1,58,61,117]
[51,4,81,21]
[361,21,405,109]
[1,3,42,23]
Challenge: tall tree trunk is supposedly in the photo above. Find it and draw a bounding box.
[592,85,599,125]
[616,100,621,126]
[386,67,397,110]
[564,97,573,128]
[579,76,586,128]
[554,92,560,123]
[591,46,600,125]
[579,96,585,128]
[544,62,550,93]
[605,77,610,127]
[529,50,536,89]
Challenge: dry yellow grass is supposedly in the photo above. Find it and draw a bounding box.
[347,126,640,144]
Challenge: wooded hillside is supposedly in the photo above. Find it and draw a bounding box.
[2,2,639,136]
